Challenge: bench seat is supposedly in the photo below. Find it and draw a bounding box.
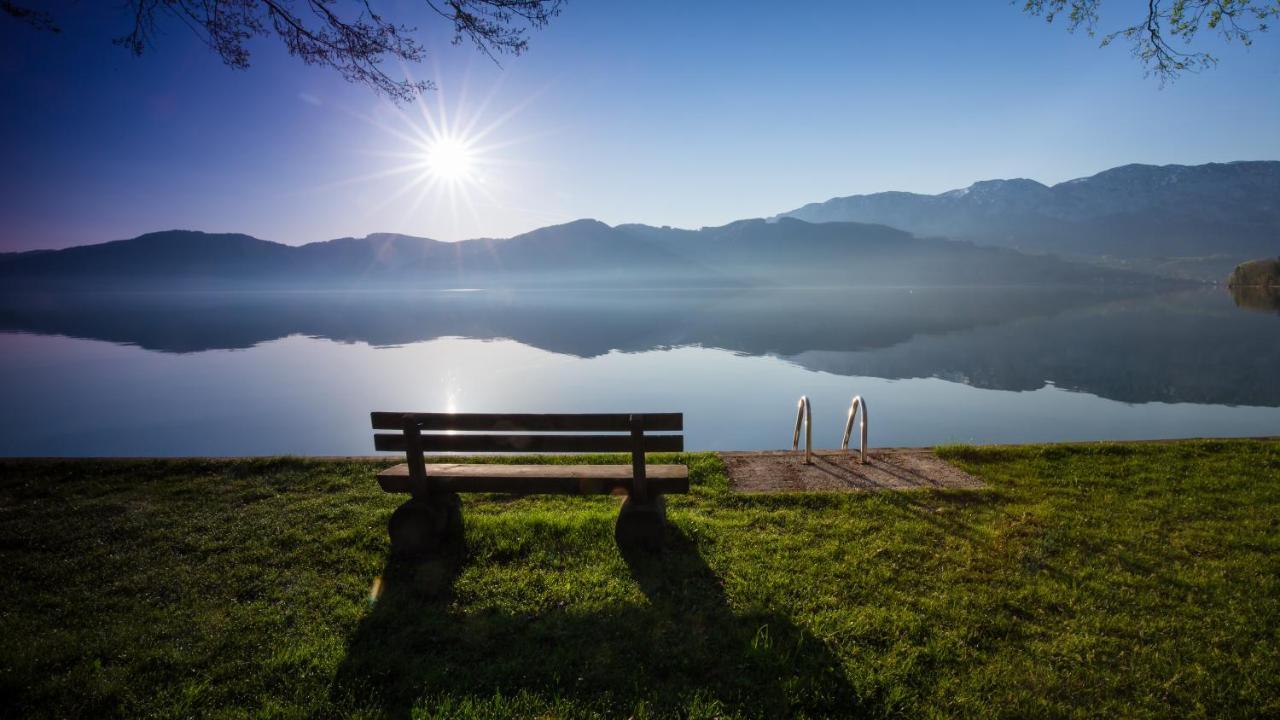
[377,462,689,495]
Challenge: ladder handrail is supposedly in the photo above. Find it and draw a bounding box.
[841,395,868,464]
[792,395,812,464]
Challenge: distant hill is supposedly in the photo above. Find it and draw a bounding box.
[0,231,297,282]
[776,161,1280,269]
[619,218,1161,286]
[0,222,720,289]
[0,219,1172,290]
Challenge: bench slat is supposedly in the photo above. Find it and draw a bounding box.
[377,463,689,495]
[373,433,683,454]
[370,412,683,432]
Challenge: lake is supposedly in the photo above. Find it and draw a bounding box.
[1,286,1277,456]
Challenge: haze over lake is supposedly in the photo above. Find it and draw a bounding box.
[2,285,1276,456]
[2,162,1277,457]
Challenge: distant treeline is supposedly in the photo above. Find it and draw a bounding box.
[1228,258,1280,313]
[1228,258,1280,288]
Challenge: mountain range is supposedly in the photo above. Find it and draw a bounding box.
[0,160,1274,288]
[777,161,1279,272]
[0,218,1165,290]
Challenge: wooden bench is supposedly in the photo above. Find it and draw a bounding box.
[370,412,688,556]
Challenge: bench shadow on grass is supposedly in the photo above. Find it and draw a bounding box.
[331,525,861,718]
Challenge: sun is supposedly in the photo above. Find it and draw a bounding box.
[423,136,475,182]
[335,86,530,232]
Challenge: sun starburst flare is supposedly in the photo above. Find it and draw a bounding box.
[303,70,569,238]
[352,90,518,235]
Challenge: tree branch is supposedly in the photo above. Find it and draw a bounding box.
[1022,0,1278,82]
[3,0,564,102]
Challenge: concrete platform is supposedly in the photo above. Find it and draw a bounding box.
[720,449,984,493]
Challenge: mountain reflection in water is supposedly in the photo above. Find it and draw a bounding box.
[1,287,1275,407]
[3,285,1280,455]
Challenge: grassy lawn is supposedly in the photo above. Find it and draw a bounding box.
[1,441,1278,718]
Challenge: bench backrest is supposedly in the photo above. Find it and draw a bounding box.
[370,412,684,498]
[370,412,683,453]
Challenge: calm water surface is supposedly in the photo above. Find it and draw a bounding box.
[1,287,1277,455]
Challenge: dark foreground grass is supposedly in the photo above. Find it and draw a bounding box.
[1,441,1278,718]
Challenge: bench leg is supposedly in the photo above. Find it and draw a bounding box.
[615,494,667,552]
[388,492,463,560]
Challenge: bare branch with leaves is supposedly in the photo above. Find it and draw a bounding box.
[1023,0,1279,82]
[5,0,563,102]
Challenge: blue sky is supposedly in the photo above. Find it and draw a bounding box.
[2,0,1278,250]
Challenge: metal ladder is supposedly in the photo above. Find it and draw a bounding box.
[792,395,813,464]
[791,394,869,465]
[841,395,868,464]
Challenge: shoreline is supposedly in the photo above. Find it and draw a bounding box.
[3,434,1278,462]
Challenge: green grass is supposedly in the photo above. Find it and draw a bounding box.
[1,441,1278,718]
